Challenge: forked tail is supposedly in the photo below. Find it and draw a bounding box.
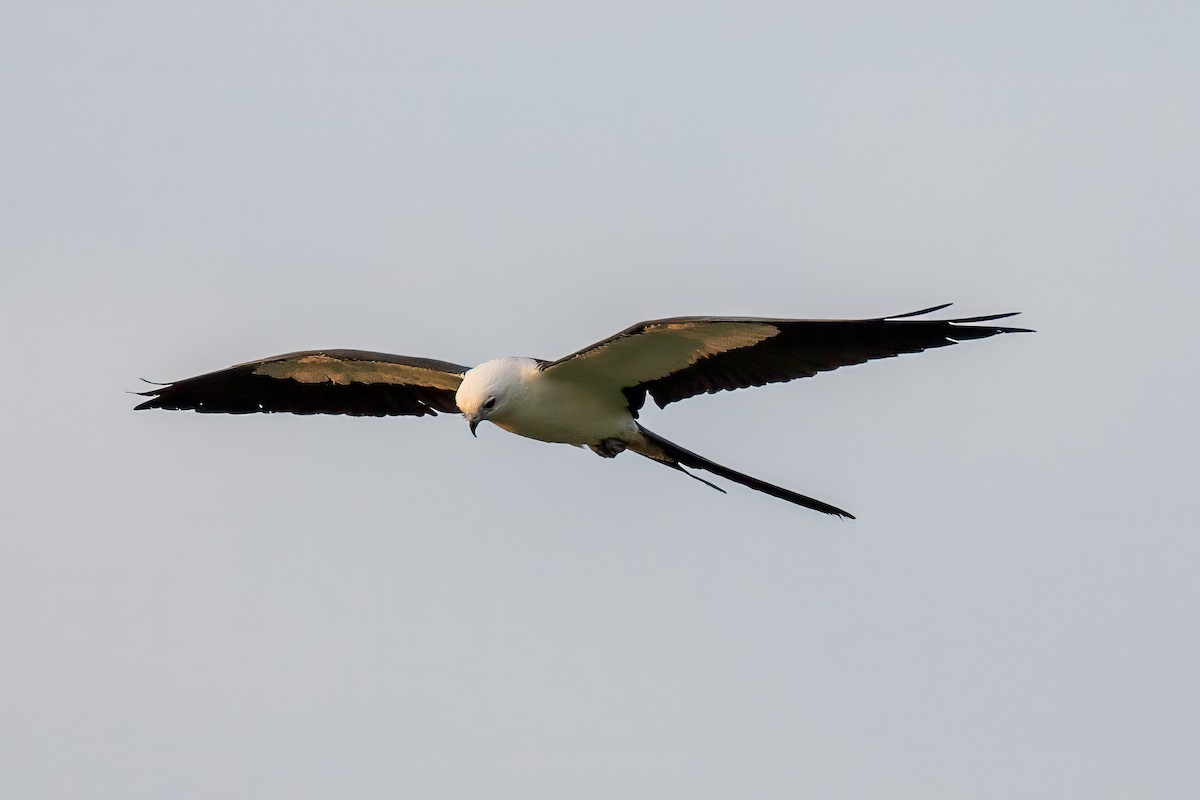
[633,424,856,519]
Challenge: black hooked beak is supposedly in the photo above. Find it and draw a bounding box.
[469,416,480,437]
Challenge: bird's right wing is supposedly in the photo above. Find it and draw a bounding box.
[135,350,469,417]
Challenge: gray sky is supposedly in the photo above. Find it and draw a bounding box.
[3,1,1197,797]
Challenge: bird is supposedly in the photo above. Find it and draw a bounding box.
[135,304,1029,518]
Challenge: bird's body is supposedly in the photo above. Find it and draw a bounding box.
[136,305,1030,518]
[458,357,638,446]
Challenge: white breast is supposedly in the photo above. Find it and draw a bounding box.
[493,362,636,445]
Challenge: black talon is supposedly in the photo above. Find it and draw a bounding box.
[588,438,628,458]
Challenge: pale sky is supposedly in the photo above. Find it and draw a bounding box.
[3,2,1198,798]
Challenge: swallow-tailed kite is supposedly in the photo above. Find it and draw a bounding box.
[135,304,1029,518]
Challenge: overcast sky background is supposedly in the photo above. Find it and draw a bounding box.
[3,2,1198,798]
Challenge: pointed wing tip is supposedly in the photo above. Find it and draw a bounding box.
[133,378,172,410]
[889,305,1033,329]
[948,310,1025,323]
[886,303,954,319]
[816,503,856,519]
[910,308,1033,337]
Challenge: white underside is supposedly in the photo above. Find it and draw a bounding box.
[491,367,638,445]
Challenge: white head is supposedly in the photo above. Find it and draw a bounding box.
[455,358,534,436]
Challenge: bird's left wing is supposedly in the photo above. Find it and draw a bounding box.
[135,350,469,417]
[540,305,1030,413]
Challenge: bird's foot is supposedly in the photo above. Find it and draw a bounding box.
[588,438,627,458]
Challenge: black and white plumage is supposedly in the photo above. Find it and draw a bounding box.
[136,304,1030,518]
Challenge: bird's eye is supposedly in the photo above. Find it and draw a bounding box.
[483,397,496,410]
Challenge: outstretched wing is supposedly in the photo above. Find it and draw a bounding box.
[135,350,469,417]
[540,304,1030,413]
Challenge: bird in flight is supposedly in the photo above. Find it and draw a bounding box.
[136,304,1028,518]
